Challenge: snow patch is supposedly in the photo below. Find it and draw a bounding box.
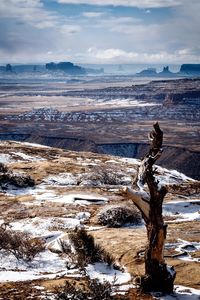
[163,200,200,222]
[44,173,78,186]
[0,153,13,164]
[10,217,81,237]
[36,192,108,205]
[76,212,91,221]
[12,141,50,148]
[157,167,194,189]
[158,285,200,300]
[0,248,79,282]
[165,239,200,263]
[86,263,131,285]
[11,151,46,162]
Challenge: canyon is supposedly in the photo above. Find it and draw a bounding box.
[0,77,199,179]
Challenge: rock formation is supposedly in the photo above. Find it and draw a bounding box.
[46,62,86,75]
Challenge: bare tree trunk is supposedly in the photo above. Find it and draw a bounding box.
[124,122,176,293]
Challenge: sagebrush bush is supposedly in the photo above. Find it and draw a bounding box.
[0,162,35,190]
[60,228,115,269]
[0,162,8,173]
[0,224,45,262]
[53,277,113,300]
[84,166,125,186]
[97,205,141,227]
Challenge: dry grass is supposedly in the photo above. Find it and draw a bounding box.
[0,141,199,297]
[0,224,45,262]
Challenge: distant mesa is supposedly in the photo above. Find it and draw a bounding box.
[158,66,173,76]
[0,61,104,75]
[136,67,157,76]
[0,64,13,72]
[136,66,174,77]
[46,61,104,75]
[0,64,45,73]
[0,65,6,72]
[6,64,12,72]
[46,61,86,75]
[179,64,200,75]
[0,62,200,77]
[136,64,200,77]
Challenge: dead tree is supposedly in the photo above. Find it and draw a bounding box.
[124,122,176,293]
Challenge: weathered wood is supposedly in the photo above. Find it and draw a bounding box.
[124,187,150,222]
[124,122,176,293]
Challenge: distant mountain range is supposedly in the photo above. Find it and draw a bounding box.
[0,62,200,77]
[0,61,104,75]
[136,64,200,77]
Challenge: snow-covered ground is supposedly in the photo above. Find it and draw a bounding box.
[0,150,46,164]
[11,151,46,162]
[0,216,131,285]
[0,153,14,164]
[0,215,83,282]
[0,249,69,282]
[158,285,200,300]
[4,181,108,205]
[10,216,81,236]
[165,239,200,263]
[86,263,131,285]
[0,141,199,296]
[156,167,194,187]
[163,199,200,222]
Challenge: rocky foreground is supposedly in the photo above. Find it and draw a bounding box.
[0,141,199,299]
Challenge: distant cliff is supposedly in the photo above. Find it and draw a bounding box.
[137,64,200,78]
[46,62,86,75]
[180,64,200,75]
[0,132,199,179]
[136,68,157,76]
[136,66,175,78]
[0,62,103,75]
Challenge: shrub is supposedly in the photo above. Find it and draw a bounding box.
[96,167,121,185]
[60,228,115,269]
[0,224,45,262]
[97,205,141,227]
[0,162,8,173]
[82,166,125,186]
[0,163,35,190]
[53,277,113,300]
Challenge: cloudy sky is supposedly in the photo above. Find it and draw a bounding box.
[0,0,199,64]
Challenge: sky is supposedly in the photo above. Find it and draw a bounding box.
[0,0,199,64]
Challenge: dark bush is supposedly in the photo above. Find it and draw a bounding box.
[0,224,45,262]
[0,163,35,190]
[53,277,113,300]
[83,166,125,186]
[97,205,141,227]
[69,228,115,266]
[0,162,8,173]
[60,228,115,269]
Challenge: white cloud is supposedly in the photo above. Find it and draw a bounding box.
[60,24,81,35]
[84,47,200,63]
[0,0,199,64]
[82,12,105,18]
[57,0,181,8]
[93,16,142,35]
[0,0,58,29]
